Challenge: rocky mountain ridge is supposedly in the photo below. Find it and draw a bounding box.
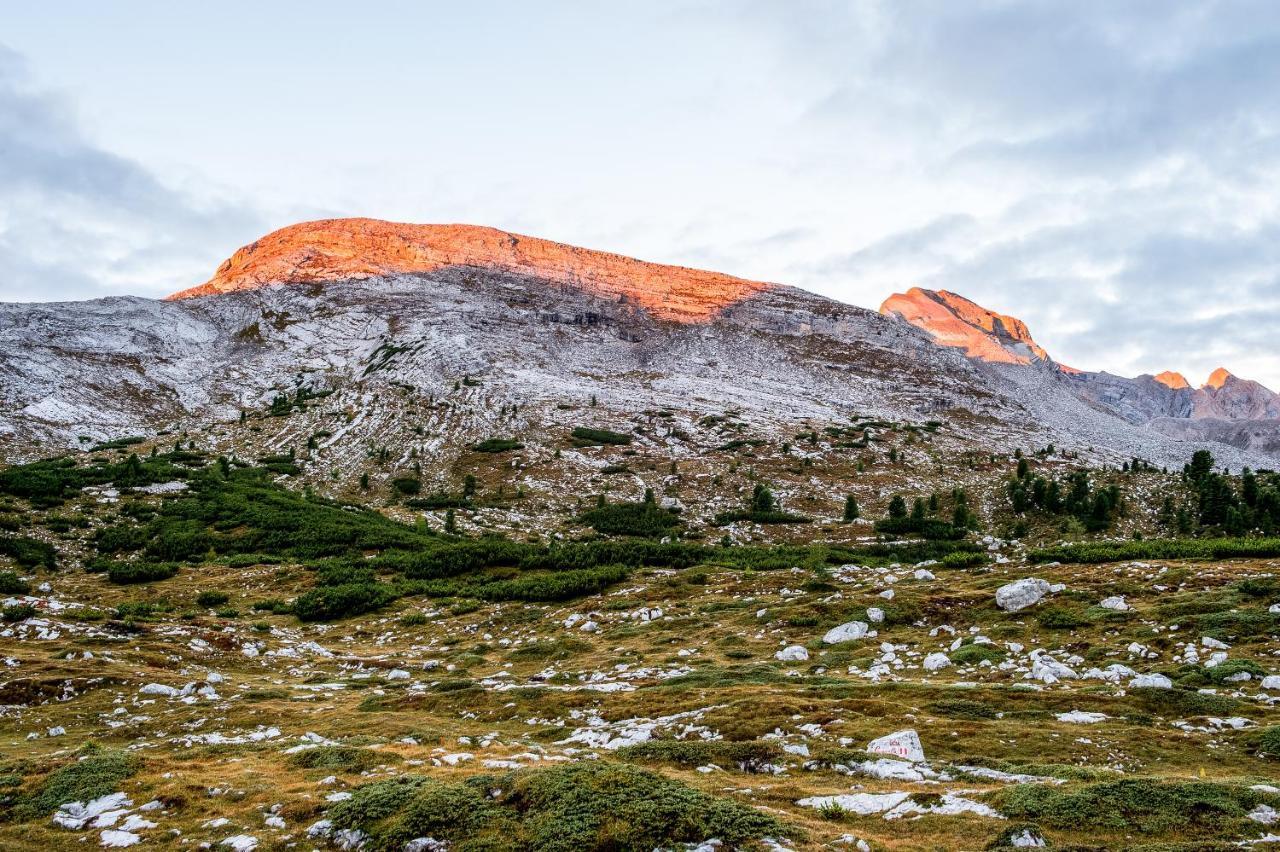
[168,218,773,323]
[1,219,1276,469]
[879,286,1280,457]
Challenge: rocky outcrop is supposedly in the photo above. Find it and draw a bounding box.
[1192,369,1280,421]
[882,287,1279,451]
[167,218,773,324]
[1153,371,1190,390]
[879,287,1050,365]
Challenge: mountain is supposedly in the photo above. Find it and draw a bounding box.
[878,287,1280,458]
[879,287,1051,365]
[168,218,772,323]
[0,219,1275,472]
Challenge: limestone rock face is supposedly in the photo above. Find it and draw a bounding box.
[879,287,1050,365]
[168,218,773,324]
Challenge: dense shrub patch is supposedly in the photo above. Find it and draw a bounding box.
[993,778,1276,835]
[326,762,785,851]
[577,501,680,537]
[15,749,139,820]
[106,561,179,585]
[570,426,632,446]
[473,438,524,453]
[1030,537,1280,564]
[0,535,56,569]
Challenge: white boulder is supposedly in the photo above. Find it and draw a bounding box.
[922,652,951,672]
[823,621,870,644]
[776,645,809,662]
[866,729,925,763]
[996,578,1051,612]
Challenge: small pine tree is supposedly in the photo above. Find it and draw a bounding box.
[359,472,369,490]
[842,495,859,522]
[887,495,908,519]
[911,497,926,521]
[1016,458,1030,479]
[463,474,477,499]
[750,483,776,513]
[444,508,457,534]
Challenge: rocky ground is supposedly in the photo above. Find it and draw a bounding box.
[1,536,1279,850]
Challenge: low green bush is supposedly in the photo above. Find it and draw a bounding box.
[327,762,786,851]
[950,643,1007,665]
[473,438,524,453]
[0,571,30,595]
[289,745,389,772]
[1,603,36,622]
[615,739,784,771]
[107,561,178,585]
[293,582,399,621]
[1030,537,1280,565]
[18,749,139,819]
[577,502,680,537]
[0,535,57,569]
[195,590,230,608]
[570,426,633,446]
[993,778,1275,835]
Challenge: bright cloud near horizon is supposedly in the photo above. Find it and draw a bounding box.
[2,1,1278,389]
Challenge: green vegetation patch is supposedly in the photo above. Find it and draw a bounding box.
[327,762,786,851]
[570,426,633,446]
[992,778,1276,836]
[473,438,524,453]
[15,749,139,820]
[577,501,680,537]
[1030,537,1280,565]
[614,740,783,772]
[288,745,390,772]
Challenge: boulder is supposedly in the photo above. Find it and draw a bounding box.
[1098,596,1129,611]
[922,652,950,672]
[1130,673,1173,689]
[866,729,925,763]
[996,578,1051,612]
[776,645,809,662]
[823,621,870,644]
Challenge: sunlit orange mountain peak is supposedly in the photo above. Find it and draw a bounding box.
[1205,367,1234,389]
[1153,371,1190,390]
[166,218,774,323]
[879,287,1051,365]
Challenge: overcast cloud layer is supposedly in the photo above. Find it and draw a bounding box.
[1,2,1277,388]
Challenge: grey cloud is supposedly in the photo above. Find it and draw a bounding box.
[0,44,262,302]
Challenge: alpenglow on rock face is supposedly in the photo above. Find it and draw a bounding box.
[879,287,1051,365]
[167,218,774,324]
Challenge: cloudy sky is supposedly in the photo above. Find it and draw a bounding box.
[3,1,1278,388]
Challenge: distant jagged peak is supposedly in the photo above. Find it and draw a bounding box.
[1204,367,1234,390]
[1152,371,1191,390]
[166,218,774,323]
[879,286,1051,366]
